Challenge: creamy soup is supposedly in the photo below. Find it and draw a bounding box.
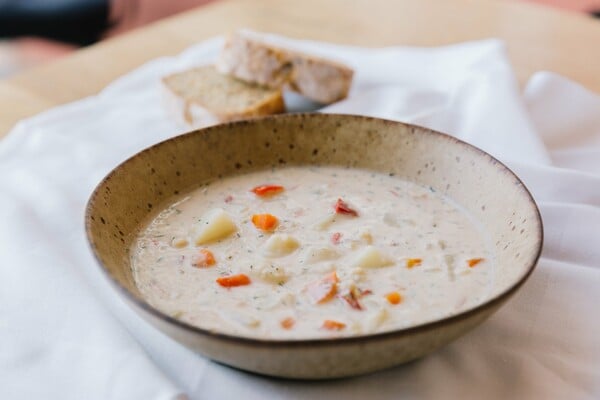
[131,166,493,339]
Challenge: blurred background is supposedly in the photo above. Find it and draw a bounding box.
[0,0,599,78]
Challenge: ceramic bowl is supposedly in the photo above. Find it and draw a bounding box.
[85,114,543,379]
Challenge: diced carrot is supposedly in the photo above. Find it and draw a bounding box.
[385,291,402,305]
[201,249,216,265]
[322,320,346,331]
[251,185,284,197]
[325,271,339,283]
[307,271,339,304]
[331,232,342,245]
[192,249,216,268]
[406,258,422,269]
[216,273,251,287]
[251,213,278,231]
[280,317,295,330]
[334,198,358,217]
[467,258,484,268]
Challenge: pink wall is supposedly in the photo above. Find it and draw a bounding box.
[523,0,600,12]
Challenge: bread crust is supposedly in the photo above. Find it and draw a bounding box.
[216,31,353,104]
[162,65,285,128]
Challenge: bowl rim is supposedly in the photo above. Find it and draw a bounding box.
[84,113,544,348]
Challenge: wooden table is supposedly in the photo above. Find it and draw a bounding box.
[2,0,600,137]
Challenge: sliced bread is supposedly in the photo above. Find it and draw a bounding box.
[216,30,354,104]
[162,65,285,128]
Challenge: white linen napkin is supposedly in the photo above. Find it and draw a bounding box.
[1,34,598,400]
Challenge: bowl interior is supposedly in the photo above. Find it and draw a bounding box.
[85,113,542,335]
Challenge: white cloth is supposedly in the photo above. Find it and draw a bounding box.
[1,35,599,399]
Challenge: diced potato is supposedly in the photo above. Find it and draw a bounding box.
[191,208,237,245]
[244,317,261,328]
[352,246,394,268]
[349,228,374,249]
[245,290,293,313]
[228,312,261,328]
[366,308,389,332]
[358,228,374,245]
[351,267,366,282]
[313,213,337,231]
[262,234,300,257]
[254,262,289,285]
[302,246,340,264]
[279,292,296,307]
[350,321,363,335]
[250,289,281,310]
[171,237,188,248]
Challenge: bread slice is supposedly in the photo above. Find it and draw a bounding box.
[216,30,354,104]
[162,65,285,128]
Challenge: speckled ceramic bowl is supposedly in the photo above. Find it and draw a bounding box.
[85,114,543,379]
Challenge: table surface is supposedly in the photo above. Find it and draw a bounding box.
[2,0,600,138]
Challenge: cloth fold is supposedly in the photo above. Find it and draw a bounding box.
[1,34,598,399]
